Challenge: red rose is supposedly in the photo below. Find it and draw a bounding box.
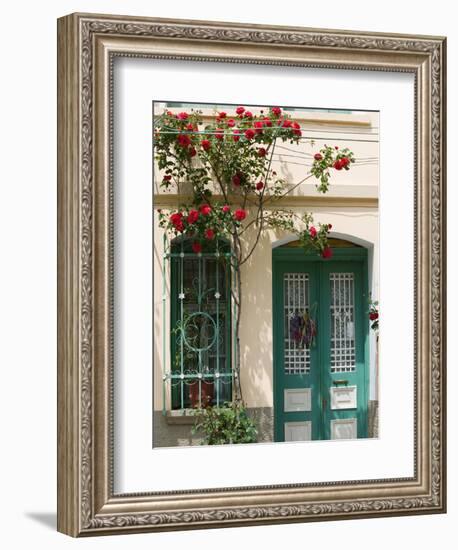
[333,159,344,170]
[271,107,282,117]
[236,106,245,115]
[321,246,333,259]
[166,110,173,116]
[218,112,227,119]
[177,112,189,120]
[192,241,202,254]
[232,174,242,186]
[281,119,292,128]
[335,146,339,150]
[177,134,191,147]
[186,123,195,131]
[244,111,253,118]
[215,128,224,140]
[340,156,350,167]
[201,139,211,151]
[233,129,241,142]
[292,121,302,136]
[263,116,273,127]
[189,147,197,157]
[234,209,247,222]
[170,212,184,232]
[187,209,199,224]
[222,205,231,213]
[369,311,379,321]
[327,224,332,230]
[258,147,267,157]
[254,120,264,134]
[309,226,317,238]
[244,129,255,140]
[227,119,235,127]
[256,181,264,191]
[162,175,172,181]
[199,204,212,216]
[205,228,215,240]
[314,153,323,161]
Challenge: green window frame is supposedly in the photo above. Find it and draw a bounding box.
[168,237,233,410]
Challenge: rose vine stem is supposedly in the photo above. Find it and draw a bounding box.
[237,133,278,268]
[203,143,246,402]
[194,136,322,404]
[157,116,336,408]
[214,133,283,403]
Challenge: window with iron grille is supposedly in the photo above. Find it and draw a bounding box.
[166,237,233,410]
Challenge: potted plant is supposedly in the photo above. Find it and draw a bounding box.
[191,401,258,445]
[188,377,214,408]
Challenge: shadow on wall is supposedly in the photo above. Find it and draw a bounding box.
[238,228,284,408]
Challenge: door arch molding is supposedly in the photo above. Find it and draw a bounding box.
[272,232,374,250]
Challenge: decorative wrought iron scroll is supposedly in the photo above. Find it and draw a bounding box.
[162,236,235,412]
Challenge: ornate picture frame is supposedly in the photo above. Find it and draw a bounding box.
[57,12,446,536]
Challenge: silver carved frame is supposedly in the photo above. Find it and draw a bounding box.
[57,13,446,536]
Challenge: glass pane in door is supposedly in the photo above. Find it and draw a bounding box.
[329,272,356,373]
[283,273,311,374]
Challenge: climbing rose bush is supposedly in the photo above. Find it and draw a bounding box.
[311,145,355,193]
[155,105,355,402]
[155,106,353,258]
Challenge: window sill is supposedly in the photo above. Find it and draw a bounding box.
[165,410,198,425]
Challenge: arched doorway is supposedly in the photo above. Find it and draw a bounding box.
[272,238,369,441]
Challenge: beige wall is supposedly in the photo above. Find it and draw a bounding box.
[153,107,379,411]
[153,104,379,198]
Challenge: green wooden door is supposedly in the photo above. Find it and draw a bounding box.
[273,248,369,442]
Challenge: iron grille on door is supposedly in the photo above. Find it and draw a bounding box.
[330,272,356,373]
[283,273,311,374]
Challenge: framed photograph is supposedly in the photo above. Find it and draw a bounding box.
[57,13,446,536]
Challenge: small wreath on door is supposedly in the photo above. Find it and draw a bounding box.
[289,302,318,348]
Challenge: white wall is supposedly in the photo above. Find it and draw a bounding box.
[0,1,454,549]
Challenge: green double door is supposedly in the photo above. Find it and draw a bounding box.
[273,248,369,442]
